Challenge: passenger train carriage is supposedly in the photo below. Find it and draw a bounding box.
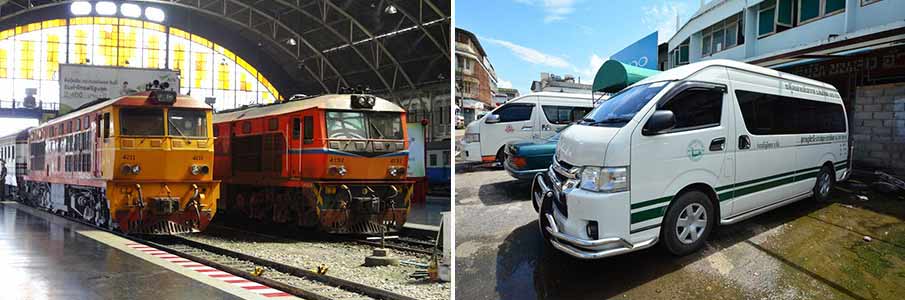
[1,129,30,200]
[213,94,412,234]
[21,88,219,234]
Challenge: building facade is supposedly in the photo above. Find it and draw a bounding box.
[455,28,497,110]
[530,72,593,94]
[665,0,905,175]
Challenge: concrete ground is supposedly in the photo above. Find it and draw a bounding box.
[455,167,905,300]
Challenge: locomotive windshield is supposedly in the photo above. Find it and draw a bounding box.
[326,110,403,140]
[120,108,164,136]
[168,109,208,137]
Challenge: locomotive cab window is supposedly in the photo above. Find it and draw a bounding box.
[325,111,403,140]
[303,116,314,144]
[168,109,208,137]
[120,108,163,136]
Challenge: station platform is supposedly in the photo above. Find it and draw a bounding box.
[0,201,292,300]
[406,195,450,228]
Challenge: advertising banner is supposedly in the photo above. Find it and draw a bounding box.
[407,123,426,177]
[610,31,659,70]
[59,64,179,114]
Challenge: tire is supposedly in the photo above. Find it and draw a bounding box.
[494,147,507,168]
[813,165,835,202]
[661,191,714,256]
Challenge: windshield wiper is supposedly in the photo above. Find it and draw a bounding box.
[168,118,186,137]
[586,117,633,126]
[369,123,385,139]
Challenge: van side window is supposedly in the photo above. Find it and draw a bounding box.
[661,88,723,130]
[494,103,534,123]
[737,90,845,134]
[542,106,591,124]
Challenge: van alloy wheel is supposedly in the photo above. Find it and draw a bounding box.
[676,203,707,244]
[818,172,831,197]
[813,166,834,201]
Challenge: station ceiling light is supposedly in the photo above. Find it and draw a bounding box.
[145,7,165,22]
[95,1,117,16]
[121,3,142,18]
[70,1,92,16]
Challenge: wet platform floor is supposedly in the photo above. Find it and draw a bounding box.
[0,201,245,300]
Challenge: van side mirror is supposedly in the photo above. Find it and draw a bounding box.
[643,110,676,135]
[485,114,500,124]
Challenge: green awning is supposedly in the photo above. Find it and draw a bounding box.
[592,60,660,93]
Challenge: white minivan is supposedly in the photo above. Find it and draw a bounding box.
[461,92,594,163]
[533,59,850,259]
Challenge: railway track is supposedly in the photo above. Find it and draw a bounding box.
[142,234,419,300]
[208,222,439,256]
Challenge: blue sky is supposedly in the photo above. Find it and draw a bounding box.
[456,0,700,93]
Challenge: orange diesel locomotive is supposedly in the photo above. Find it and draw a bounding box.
[23,88,219,234]
[213,94,412,233]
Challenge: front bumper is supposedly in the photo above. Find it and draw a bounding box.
[461,141,483,163]
[532,170,657,259]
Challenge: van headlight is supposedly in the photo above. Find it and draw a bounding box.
[464,133,480,143]
[579,166,629,192]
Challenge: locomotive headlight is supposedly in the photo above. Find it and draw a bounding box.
[388,166,406,177]
[191,164,210,175]
[121,164,141,175]
[329,165,347,176]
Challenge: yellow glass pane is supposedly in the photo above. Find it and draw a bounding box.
[94,17,118,25]
[46,35,61,80]
[0,29,13,40]
[18,40,36,79]
[171,28,189,39]
[70,17,93,25]
[194,51,208,88]
[143,22,165,32]
[146,35,160,67]
[217,62,230,90]
[41,19,66,29]
[0,49,7,78]
[74,29,89,64]
[191,34,212,48]
[120,19,142,28]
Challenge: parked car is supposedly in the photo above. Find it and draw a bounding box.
[503,130,563,180]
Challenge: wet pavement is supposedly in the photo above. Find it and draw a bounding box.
[0,201,245,300]
[455,168,905,300]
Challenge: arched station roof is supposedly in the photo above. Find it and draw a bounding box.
[0,0,451,98]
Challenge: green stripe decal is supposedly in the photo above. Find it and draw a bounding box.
[630,195,672,210]
[629,161,845,225]
[631,206,668,224]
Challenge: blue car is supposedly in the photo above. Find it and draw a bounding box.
[503,133,559,180]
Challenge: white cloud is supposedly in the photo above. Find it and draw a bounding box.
[482,37,571,69]
[497,79,513,89]
[574,54,607,84]
[641,1,690,44]
[514,0,578,23]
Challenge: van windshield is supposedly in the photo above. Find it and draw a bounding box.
[580,82,669,127]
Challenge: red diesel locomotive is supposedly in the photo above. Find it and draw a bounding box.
[213,94,412,233]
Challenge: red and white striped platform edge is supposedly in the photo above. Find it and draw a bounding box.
[125,242,293,298]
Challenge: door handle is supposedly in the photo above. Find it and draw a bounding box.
[738,135,751,150]
[710,137,726,151]
[521,126,533,131]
